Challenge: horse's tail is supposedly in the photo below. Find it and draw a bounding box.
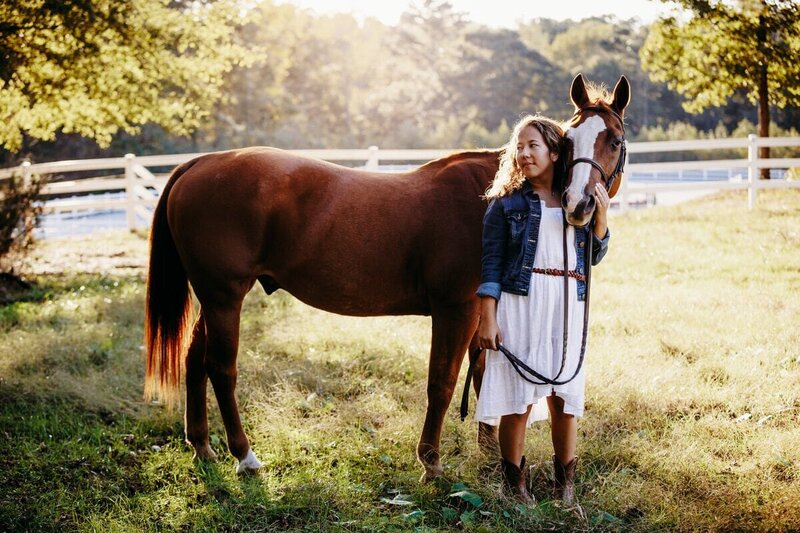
[144,160,197,408]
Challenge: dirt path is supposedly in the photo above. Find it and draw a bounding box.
[20,230,149,277]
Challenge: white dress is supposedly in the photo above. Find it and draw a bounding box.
[475,202,587,427]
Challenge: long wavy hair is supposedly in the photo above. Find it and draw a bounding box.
[485,114,567,199]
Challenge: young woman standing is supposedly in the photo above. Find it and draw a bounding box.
[475,114,610,505]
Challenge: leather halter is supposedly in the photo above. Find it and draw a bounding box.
[566,105,627,193]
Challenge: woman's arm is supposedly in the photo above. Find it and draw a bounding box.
[593,183,609,240]
[476,198,507,300]
[477,296,503,351]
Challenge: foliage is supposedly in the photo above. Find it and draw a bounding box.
[640,0,800,136]
[1,2,798,162]
[2,190,800,530]
[0,0,257,152]
[0,174,42,270]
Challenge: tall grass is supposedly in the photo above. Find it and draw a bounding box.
[1,190,798,531]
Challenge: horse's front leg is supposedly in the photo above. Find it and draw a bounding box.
[203,296,262,474]
[184,311,217,461]
[418,302,479,482]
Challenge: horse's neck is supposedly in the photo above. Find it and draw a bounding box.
[429,150,500,185]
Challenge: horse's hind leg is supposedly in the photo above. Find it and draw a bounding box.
[184,311,217,461]
[418,302,479,482]
[466,344,499,456]
[202,293,262,474]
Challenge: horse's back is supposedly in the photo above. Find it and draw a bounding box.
[166,147,498,315]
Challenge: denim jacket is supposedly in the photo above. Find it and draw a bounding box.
[476,181,610,302]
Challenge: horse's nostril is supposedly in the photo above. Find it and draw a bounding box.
[585,195,596,214]
[573,198,587,216]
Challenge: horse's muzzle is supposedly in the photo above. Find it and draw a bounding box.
[562,191,595,227]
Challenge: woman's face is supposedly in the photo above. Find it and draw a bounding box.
[515,124,556,181]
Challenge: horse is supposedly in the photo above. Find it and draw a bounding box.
[144,73,630,481]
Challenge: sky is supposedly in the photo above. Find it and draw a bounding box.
[275,0,684,27]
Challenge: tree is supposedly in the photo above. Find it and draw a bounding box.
[359,0,477,147]
[456,28,565,131]
[0,0,255,153]
[0,174,42,269]
[640,0,800,178]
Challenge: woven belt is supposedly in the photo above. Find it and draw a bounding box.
[532,267,585,282]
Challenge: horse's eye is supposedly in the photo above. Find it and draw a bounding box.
[611,138,622,150]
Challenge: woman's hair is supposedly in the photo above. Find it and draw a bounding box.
[485,114,566,199]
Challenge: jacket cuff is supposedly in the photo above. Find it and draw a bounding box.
[476,282,501,300]
[592,227,610,247]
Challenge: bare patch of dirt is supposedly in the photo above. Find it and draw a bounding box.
[1,230,149,304]
[21,230,149,277]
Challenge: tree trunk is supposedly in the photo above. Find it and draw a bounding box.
[757,14,770,180]
[758,63,770,180]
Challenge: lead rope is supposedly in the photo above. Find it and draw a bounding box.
[460,218,593,421]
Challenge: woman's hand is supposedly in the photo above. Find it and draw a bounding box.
[593,182,610,239]
[477,297,503,351]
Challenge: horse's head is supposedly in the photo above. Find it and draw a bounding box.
[562,73,631,227]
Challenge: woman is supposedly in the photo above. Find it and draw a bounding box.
[475,114,610,505]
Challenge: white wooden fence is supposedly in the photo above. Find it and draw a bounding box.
[1,135,799,232]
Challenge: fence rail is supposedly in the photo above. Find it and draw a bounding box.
[2,135,799,232]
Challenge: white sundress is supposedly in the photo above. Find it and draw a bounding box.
[475,202,587,427]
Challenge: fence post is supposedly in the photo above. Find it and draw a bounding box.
[366,145,379,170]
[747,134,757,209]
[21,160,32,187]
[124,153,136,230]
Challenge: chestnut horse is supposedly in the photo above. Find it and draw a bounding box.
[144,73,630,480]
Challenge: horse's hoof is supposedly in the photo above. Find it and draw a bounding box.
[235,449,263,475]
[419,462,444,483]
[192,444,218,462]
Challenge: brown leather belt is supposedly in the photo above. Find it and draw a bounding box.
[532,267,585,282]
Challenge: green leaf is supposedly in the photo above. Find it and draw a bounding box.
[448,490,483,507]
[380,494,415,506]
[450,482,468,492]
[592,511,622,525]
[441,507,459,522]
[403,510,424,522]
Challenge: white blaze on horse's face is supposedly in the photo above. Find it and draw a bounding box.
[564,115,607,227]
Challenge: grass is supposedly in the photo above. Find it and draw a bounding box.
[1,190,799,531]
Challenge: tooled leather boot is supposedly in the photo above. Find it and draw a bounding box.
[553,455,578,505]
[501,456,534,504]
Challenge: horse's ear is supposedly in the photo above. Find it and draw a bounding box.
[570,73,590,110]
[608,173,622,198]
[611,75,631,115]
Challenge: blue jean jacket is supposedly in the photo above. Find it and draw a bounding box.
[476,181,610,302]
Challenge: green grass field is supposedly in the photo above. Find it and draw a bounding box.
[1,189,799,532]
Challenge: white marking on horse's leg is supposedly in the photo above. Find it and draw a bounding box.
[565,115,606,213]
[235,448,263,474]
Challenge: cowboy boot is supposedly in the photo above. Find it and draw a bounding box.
[501,456,535,504]
[553,455,578,506]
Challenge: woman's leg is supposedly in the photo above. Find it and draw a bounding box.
[547,394,576,463]
[498,404,533,466]
[497,405,534,503]
[547,394,579,506]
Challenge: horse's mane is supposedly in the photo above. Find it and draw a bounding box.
[418,149,501,172]
[585,81,613,105]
